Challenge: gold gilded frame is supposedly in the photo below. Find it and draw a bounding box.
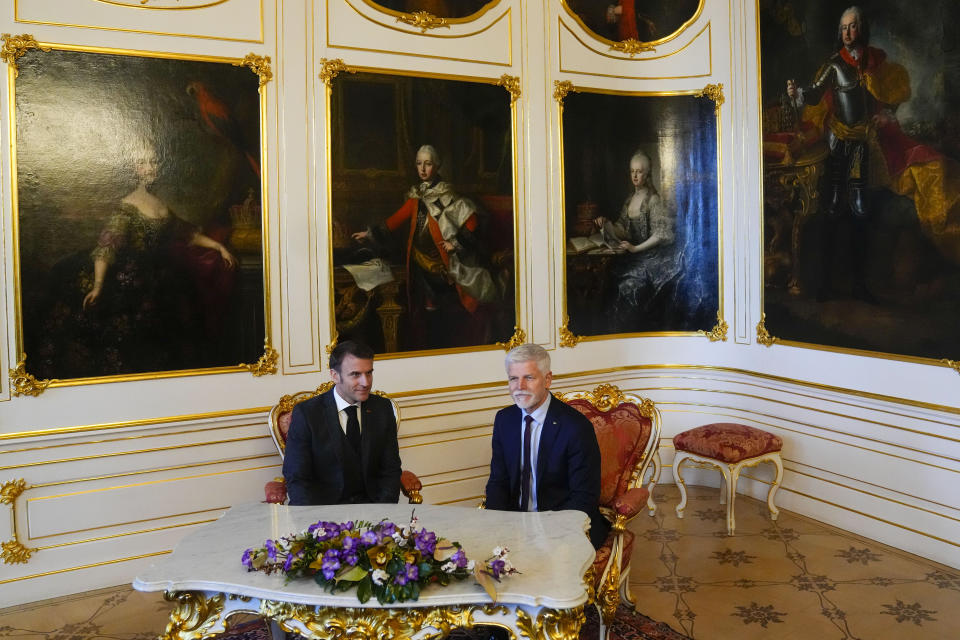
[3,37,276,396]
[358,0,502,31]
[558,0,704,55]
[319,59,524,359]
[555,81,726,347]
[753,1,960,376]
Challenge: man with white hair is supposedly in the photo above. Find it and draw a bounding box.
[484,343,609,549]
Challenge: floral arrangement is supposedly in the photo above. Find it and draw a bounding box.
[242,512,517,604]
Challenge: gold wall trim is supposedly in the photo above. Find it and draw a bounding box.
[0,406,269,441]
[26,457,277,489]
[15,0,264,44]
[28,506,228,542]
[358,0,501,25]
[33,517,221,551]
[435,494,484,505]
[343,0,509,39]
[422,472,488,488]
[415,463,488,479]
[558,19,712,78]
[398,422,492,441]
[558,0,704,50]
[783,486,960,549]
[93,0,230,9]
[0,550,170,585]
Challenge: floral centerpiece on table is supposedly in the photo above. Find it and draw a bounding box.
[242,512,517,604]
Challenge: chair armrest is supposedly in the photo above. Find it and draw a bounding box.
[612,487,650,519]
[264,477,287,504]
[400,470,423,504]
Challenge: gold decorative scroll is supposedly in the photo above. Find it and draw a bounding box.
[698,311,728,342]
[496,326,527,351]
[609,38,655,57]
[9,355,51,397]
[517,606,585,640]
[1,478,34,565]
[941,359,960,376]
[498,74,521,104]
[319,58,354,86]
[396,11,449,33]
[0,34,51,78]
[553,80,575,103]
[756,313,777,347]
[243,342,279,376]
[234,53,272,87]
[162,592,226,640]
[696,83,725,114]
[558,315,582,348]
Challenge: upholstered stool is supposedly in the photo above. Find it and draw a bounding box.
[672,423,783,535]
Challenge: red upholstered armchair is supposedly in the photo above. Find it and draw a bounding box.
[263,382,423,505]
[557,383,662,640]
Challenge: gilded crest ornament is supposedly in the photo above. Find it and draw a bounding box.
[1,538,33,565]
[496,326,527,351]
[553,80,575,103]
[244,342,279,376]
[396,11,449,33]
[9,355,51,397]
[497,74,521,104]
[756,313,777,347]
[163,592,226,640]
[610,38,656,57]
[234,53,272,87]
[558,315,582,348]
[696,83,725,114]
[0,479,26,505]
[941,358,960,376]
[0,34,51,78]
[319,58,354,86]
[698,311,729,342]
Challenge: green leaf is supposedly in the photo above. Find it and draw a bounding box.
[357,576,373,604]
[335,564,368,583]
[409,582,420,601]
[418,562,433,577]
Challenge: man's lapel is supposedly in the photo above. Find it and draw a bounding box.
[321,389,346,468]
[359,400,379,472]
[536,394,561,484]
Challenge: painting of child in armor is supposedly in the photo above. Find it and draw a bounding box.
[760,0,960,362]
[562,91,719,337]
[14,47,266,381]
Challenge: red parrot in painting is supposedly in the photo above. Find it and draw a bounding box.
[186,80,260,178]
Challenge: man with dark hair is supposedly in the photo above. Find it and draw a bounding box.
[282,340,402,505]
[484,343,609,550]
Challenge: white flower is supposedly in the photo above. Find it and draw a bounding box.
[492,546,504,557]
[372,569,389,585]
[441,561,456,574]
[466,560,475,571]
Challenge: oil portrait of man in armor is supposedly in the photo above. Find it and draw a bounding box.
[760,1,960,362]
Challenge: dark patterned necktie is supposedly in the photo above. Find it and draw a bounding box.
[520,414,533,511]
[344,405,361,454]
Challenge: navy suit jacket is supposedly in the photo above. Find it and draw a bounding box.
[485,394,610,549]
[282,389,402,505]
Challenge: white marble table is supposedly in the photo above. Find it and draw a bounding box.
[133,502,595,639]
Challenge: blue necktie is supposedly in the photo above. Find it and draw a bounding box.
[520,414,533,511]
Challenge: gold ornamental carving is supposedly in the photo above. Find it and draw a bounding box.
[598,560,620,625]
[498,74,521,105]
[553,80,575,103]
[517,606,584,640]
[695,83,724,114]
[235,53,272,87]
[319,58,355,86]
[1,538,33,564]
[558,315,582,348]
[396,11,450,33]
[9,355,52,397]
[698,311,728,342]
[162,592,226,640]
[580,383,625,412]
[1,478,26,505]
[609,38,655,57]
[497,326,527,351]
[1,34,51,77]
[941,359,960,376]
[756,313,777,347]
[244,342,279,376]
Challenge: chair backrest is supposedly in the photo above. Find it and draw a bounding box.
[557,383,661,508]
[268,382,401,459]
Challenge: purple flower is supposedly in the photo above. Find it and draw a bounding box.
[415,530,437,556]
[342,535,361,553]
[283,550,302,571]
[241,548,254,569]
[379,521,397,540]
[265,539,278,562]
[394,562,418,585]
[342,521,355,531]
[321,549,341,580]
[360,530,379,546]
[450,549,468,569]
[309,521,340,541]
[343,552,359,566]
[489,559,506,579]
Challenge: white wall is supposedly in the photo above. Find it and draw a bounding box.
[0,0,957,607]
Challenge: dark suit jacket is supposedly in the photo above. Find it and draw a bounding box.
[484,394,610,549]
[282,389,402,505]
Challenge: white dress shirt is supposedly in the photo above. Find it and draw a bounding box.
[333,388,362,435]
[520,393,551,511]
